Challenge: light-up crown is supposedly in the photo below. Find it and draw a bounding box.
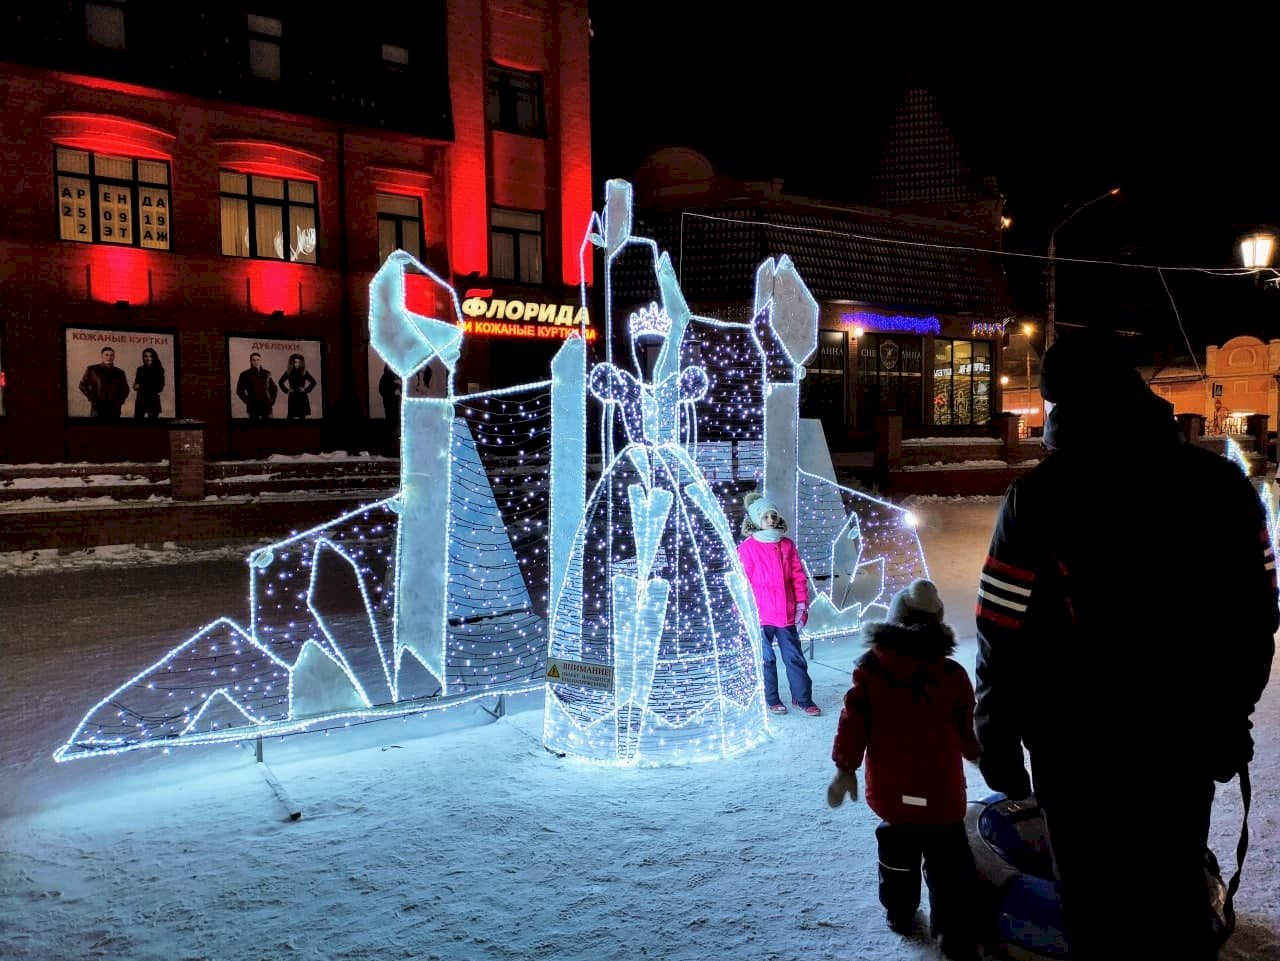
[628,302,672,339]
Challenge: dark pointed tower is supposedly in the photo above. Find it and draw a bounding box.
[871,86,1003,234]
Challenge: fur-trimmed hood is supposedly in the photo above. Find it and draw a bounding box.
[862,619,956,660]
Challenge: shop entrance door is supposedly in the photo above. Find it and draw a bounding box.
[851,333,923,431]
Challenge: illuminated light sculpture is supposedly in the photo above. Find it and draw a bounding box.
[541,180,930,765]
[56,178,930,766]
[794,468,921,638]
[543,180,767,765]
[56,252,559,761]
[368,250,463,690]
[1227,436,1280,597]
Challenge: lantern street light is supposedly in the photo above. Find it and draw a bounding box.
[1046,187,1121,348]
[1240,231,1276,282]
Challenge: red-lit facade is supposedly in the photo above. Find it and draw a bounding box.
[0,0,592,462]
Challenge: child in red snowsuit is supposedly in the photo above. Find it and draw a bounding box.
[827,578,980,961]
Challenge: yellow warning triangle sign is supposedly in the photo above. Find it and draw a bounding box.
[546,663,560,679]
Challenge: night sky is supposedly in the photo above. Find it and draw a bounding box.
[587,10,1280,352]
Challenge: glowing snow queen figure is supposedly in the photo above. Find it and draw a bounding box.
[543,201,766,765]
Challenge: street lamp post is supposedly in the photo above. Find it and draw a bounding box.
[1046,188,1121,349]
[1239,232,1277,433]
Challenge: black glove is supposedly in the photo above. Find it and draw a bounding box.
[979,754,1032,801]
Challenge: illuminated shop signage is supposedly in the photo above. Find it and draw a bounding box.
[969,321,1008,336]
[839,309,940,336]
[933,362,992,377]
[460,289,596,340]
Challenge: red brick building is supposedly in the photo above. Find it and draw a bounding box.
[0,0,592,463]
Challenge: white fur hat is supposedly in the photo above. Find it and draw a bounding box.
[886,578,945,626]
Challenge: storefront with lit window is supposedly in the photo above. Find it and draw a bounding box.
[801,305,999,436]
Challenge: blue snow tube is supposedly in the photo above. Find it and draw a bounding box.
[965,792,1070,961]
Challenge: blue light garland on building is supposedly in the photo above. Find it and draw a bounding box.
[839,310,941,335]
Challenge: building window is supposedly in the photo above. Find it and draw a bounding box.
[377,193,423,263]
[55,148,171,250]
[220,171,317,263]
[247,14,282,81]
[490,208,543,284]
[852,334,924,430]
[801,330,847,433]
[381,43,409,71]
[486,64,544,136]
[933,339,993,426]
[85,0,127,50]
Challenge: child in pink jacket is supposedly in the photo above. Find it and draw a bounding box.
[737,492,820,716]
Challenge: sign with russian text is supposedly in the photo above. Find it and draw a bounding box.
[65,326,177,421]
[459,289,596,341]
[227,335,324,422]
[545,657,614,691]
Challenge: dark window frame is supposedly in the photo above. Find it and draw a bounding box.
[381,42,410,73]
[220,171,319,264]
[376,193,424,263]
[801,329,848,430]
[54,148,172,250]
[246,13,283,81]
[853,333,925,430]
[85,0,128,50]
[490,207,544,285]
[485,63,545,137]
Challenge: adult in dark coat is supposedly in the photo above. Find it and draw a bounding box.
[974,329,1277,961]
[278,353,317,419]
[132,347,165,419]
[378,363,402,425]
[78,346,130,419]
[235,352,277,420]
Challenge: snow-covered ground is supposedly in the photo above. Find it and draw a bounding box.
[1,497,1277,961]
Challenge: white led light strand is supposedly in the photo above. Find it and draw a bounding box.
[793,467,928,639]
